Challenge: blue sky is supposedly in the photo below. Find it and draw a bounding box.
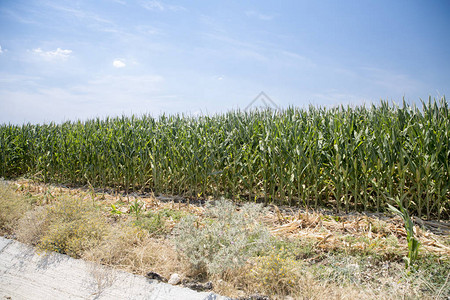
[1,0,449,124]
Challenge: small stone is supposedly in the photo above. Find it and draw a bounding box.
[204,281,213,290]
[182,280,213,291]
[146,271,167,282]
[238,294,270,300]
[168,273,181,285]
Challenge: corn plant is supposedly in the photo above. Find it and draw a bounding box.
[387,197,420,270]
[0,97,448,219]
[129,199,143,220]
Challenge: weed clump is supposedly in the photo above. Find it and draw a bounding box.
[172,199,270,275]
[133,212,166,236]
[84,224,184,277]
[16,206,48,245]
[249,246,305,296]
[133,209,186,236]
[35,196,108,258]
[0,180,33,235]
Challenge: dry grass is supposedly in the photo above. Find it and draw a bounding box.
[267,207,450,260]
[16,206,49,245]
[213,261,426,300]
[210,243,447,300]
[1,179,449,299]
[83,223,188,279]
[0,179,34,235]
[37,196,109,257]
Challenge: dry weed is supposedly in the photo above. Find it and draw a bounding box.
[86,262,117,297]
[84,223,187,279]
[33,196,109,257]
[2,180,449,300]
[0,180,33,235]
[16,206,48,245]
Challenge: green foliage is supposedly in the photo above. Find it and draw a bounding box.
[129,199,143,219]
[133,211,166,236]
[158,208,186,221]
[110,203,122,215]
[133,209,187,236]
[387,197,421,270]
[172,199,270,275]
[1,98,449,218]
[414,255,450,296]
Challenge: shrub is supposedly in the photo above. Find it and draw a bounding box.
[132,208,188,236]
[133,211,167,236]
[172,199,270,275]
[37,196,108,258]
[249,246,304,296]
[16,206,48,245]
[0,180,33,235]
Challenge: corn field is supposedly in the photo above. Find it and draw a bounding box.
[1,98,449,219]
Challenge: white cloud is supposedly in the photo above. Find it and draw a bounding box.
[201,33,269,62]
[311,91,367,107]
[142,0,164,11]
[32,48,72,60]
[44,3,111,25]
[280,51,306,61]
[245,10,275,21]
[0,74,166,124]
[0,45,7,54]
[140,0,185,12]
[279,50,317,68]
[360,67,423,95]
[138,25,162,35]
[43,3,120,34]
[2,9,37,24]
[0,73,41,87]
[113,59,126,68]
